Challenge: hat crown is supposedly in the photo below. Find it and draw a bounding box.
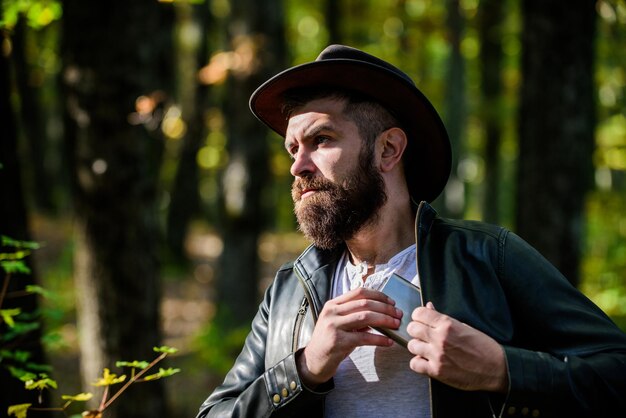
[316,44,416,88]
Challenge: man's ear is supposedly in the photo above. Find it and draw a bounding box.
[379,128,408,173]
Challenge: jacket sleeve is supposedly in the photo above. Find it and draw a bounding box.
[499,230,626,418]
[196,281,331,418]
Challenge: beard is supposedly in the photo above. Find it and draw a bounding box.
[291,148,387,250]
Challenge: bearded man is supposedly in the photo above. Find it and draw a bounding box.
[197,45,626,418]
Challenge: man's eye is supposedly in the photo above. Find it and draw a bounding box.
[288,147,298,159]
[315,136,330,145]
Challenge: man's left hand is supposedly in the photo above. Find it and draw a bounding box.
[406,302,509,393]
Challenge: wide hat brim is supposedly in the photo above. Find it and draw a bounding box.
[249,44,451,203]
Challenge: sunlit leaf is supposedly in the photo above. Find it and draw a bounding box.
[1,321,41,342]
[0,250,32,261]
[116,360,149,369]
[24,375,57,391]
[8,403,31,418]
[1,308,21,327]
[1,236,39,249]
[153,346,178,354]
[143,367,181,381]
[0,261,31,274]
[24,285,53,298]
[61,393,93,402]
[91,368,126,387]
[8,367,36,381]
[0,0,62,30]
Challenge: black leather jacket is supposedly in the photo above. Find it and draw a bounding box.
[198,202,626,418]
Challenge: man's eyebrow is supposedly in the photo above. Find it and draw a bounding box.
[305,123,336,138]
[284,122,338,151]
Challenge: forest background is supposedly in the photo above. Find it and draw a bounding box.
[1,0,625,417]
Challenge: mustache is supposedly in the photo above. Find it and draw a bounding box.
[292,177,336,200]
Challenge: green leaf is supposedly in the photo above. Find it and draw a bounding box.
[0,250,32,261]
[1,236,40,250]
[153,346,178,354]
[1,321,40,343]
[143,367,181,381]
[25,1,62,28]
[3,349,32,363]
[1,308,21,327]
[24,285,53,298]
[0,261,31,274]
[91,368,126,387]
[61,392,93,402]
[8,367,37,382]
[116,360,149,369]
[24,375,57,391]
[8,403,31,418]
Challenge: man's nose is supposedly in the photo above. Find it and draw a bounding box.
[290,149,316,178]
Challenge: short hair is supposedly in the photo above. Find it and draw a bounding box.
[281,86,400,154]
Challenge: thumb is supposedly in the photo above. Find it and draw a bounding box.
[426,301,436,310]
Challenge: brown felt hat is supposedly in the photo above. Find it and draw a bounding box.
[249,44,451,203]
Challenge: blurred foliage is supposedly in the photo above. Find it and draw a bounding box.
[194,319,249,375]
[583,191,626,330]
[0,0,62,30]
[0,237,50,380]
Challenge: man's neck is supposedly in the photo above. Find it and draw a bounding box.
[345,200,414,270]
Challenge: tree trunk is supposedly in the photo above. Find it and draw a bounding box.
[13,19,55,212]
[478,0,504,224]
[0,19,49,413]
[166,1,212,259]
[326,0,342,45]
[62,1,173,416]
[516,0,596,287]
[440,0,466,217]
[216,0,286,326]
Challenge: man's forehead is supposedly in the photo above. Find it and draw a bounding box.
[285,97,351,137]
[287,95,347,114]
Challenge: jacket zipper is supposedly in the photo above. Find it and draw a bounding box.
[292,296,309,352]
[291,263,319,352]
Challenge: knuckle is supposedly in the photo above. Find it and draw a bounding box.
[355,311,368,322]
[356,298,368,308]
[353,287,367,296]
[439,318,454,334]
[411,306,424,320]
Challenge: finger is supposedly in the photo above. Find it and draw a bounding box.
[333,297,403,319]
[426,301,435,310]
[411,305,442,325]
[339,309,402,331]
[407,337,431,357]
[406,320,433,341]
[353,330,395,348]
[409,353,432,376]
[334,287,396,306]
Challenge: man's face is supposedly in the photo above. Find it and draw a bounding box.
[285,98,387,249]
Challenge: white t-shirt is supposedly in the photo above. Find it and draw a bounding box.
[324,245,431,418]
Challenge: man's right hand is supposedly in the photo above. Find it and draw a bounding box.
[296,287,403,387]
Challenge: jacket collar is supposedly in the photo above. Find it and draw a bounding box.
[415,200,438,249]
[292,201,439,311]
[293,245,344,316]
